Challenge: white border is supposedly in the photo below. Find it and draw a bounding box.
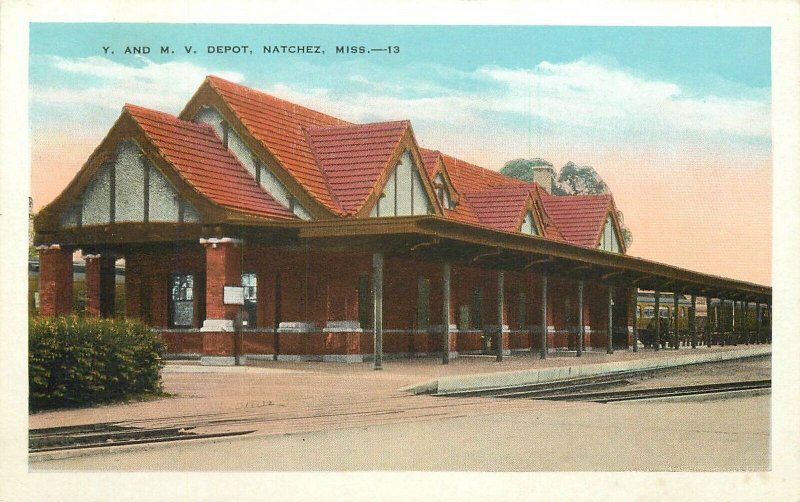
[2,0,798,501]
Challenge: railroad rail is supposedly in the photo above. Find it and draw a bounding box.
[29,424,254,453]
[524,379,771,403]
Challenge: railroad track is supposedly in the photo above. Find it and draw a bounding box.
[29,424,254,453]
[29,393,535,454]
[488,379,771,403]
[529,379,771,403]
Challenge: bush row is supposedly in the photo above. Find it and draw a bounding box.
[29,316,165,411]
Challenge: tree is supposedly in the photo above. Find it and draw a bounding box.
[29,197,37,259]
[556,161,609,195]
[500,158,554,183]
[616,210,633,248]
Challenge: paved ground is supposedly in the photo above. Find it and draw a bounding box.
[31,393,770,471]
[28,347,770,471]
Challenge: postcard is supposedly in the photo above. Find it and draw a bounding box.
[2,1,799,501]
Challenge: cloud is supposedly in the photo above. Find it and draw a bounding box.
[30,55,770,161]
[31,56,244,115]
[261,58,770,145]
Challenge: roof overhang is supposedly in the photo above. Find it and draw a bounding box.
[295,215,771,301]
[35,214,771,303]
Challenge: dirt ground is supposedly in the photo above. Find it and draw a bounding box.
[28,348,770,472]
[28,347,769,439]
[30,392,770,471]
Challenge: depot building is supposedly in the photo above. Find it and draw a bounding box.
[34,76,772,366]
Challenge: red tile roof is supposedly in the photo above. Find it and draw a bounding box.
[540,193,613,248]
[443,206,480,225]
[126,76,622,251]
[124,104,296,220]
[439,152,527,194]
[305,121,409,215]
[463,185,531,232]
[420,148,443,176]
[206,76,349,214]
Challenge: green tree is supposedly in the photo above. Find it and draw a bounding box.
[616,210,633,248]
[500,157,566,195]
[556,161,609,195]
[500,158,554,183]
[29,197,37,259]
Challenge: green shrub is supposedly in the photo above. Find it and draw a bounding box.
[29,316,165,411]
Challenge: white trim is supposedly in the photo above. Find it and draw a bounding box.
[199,237,242,248]
[322,354,364,363]
[200,319,235,332]
[324,320,363,332]
[200,356,236,366]
[277,321,316,333]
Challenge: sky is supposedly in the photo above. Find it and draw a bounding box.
[29,23,772,285]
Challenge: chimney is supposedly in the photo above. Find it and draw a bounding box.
[532,167,555,194]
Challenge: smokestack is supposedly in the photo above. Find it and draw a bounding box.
[532,167,555,194]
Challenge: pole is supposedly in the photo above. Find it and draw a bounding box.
[654,290,660,351]
[631,288,638,352]
[744,301,751,345]
[607,286,614,354]
[577,280,584,357]
[372,252,383,370]
[690,295,697,348]
[496,271,504,362]
[442,262,451,364]
[705,297,712,347]
[673,293,680,350]
[756,303,762,344]
[541,269,548,359]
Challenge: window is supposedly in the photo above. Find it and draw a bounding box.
[597,214,621,253]
[458,305,471,331]
[434,173,454,210]
[358,273,371,329]
[471,287,483,329]
[564,297,571,330]
[520,211,539,236]
[170,273,194,328]
[417,278,430,330]
[519,292,527,330]
[242,273,257,328]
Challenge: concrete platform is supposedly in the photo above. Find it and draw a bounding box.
[402,346,771,394]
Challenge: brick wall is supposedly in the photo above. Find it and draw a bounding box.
[122,241,634,358]
[38,247,73,316]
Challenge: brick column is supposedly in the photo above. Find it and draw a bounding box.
[38,245,73,316]
[85,254,116,317]
[202,238,242,328]
[200,238,242,365]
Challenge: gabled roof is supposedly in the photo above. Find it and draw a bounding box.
[439,152,528,193]
[539,193,615,248]
[462,185,534,232]
[204,76,349,214]
[305,120,410,215]
[420,148,443,177]
[41,75,632,253]
[125,104,295,220]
